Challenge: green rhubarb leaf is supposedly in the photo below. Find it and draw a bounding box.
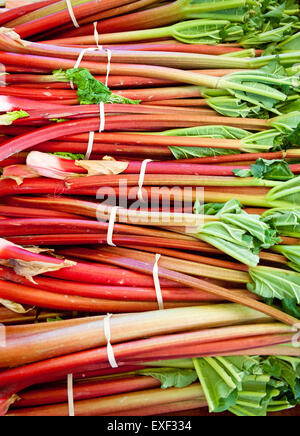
[193,356,263,414]
[0,110,29,126]
[53,68,140,105]
[264,2,286,19]
[279,31,300,52]
[248,265,300,305]
[138,368,198,389]
[262,356,300,403]
[233,168,252,178]
[194,199,243,216]
[218,67,299,117]
[206,96,263,118]
[241,130,284,152]
[169,146,239,160]
[195,201,281,266]
[197,222,260,267]
[194,354,300,416]
[52,152,85,161]
[233,158,294,181]
[265,176,300,206]
[273,245,300,273]
[50,118,69,123]
[260,58,287,77]
[159,125,250,139]
[269,111,300,134]
[172,19,230,44]
[240,23,294,47]
[47,316,63,322]
[193,357,239,413]
[251,159,294,180]
[281,298,300,319]
[262,208,300,237]
[164,125,250,159]
[229,375,278,416]
[279,99,300,114]
[220,213,281,248]
[187,0,248,23]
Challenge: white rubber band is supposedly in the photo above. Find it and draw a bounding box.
[105,49,112,87]
[71,47,98,89]
[137,159,152,202]
[74,47,98,69]
[65,0,80,29]
[67,374,75,416]
[99,101,106,133]
[93,22,112,88]
[85,131,95,160]
[153,254,164,310]
[104,314,118,368]
[73,27,110,158]
[93,21,102,50]
[84,102,105,160]
[107,206,121,247]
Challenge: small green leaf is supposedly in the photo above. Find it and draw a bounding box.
[160,125,250,139]
[234,158,294,181]
[0,110,29,126]
[263,208,300,237]
[169,146,239,160]
[195,201,281,266]
[52,152,85,161]
[248,265,300,305]
[266,176,300,206]
[233,168,252,177]
[50,118,69,123]
[53,68,140,105]
[269,112,300,133]
[47,316,63,322]
[138,368,198,389]
[194,199,243,216]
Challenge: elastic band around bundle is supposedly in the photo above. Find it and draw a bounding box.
[73,25,111,159]
[84,102,105,160]
[153,254,164,310]
[85,131,95,160]
[65,0,80,29]
[71,47,98,90]
[104,314,118,368]
[137,159,152,202]
[93,21,112,87]
[107,206,121,247]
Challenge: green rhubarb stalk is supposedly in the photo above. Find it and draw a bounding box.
[55,19,234,45]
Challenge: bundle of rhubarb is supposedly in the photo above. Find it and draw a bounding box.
[0,0,300,417]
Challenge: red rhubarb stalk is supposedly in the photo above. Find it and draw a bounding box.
[0,279,193,312]
[13,376,161,409]
[0,265,229,302]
